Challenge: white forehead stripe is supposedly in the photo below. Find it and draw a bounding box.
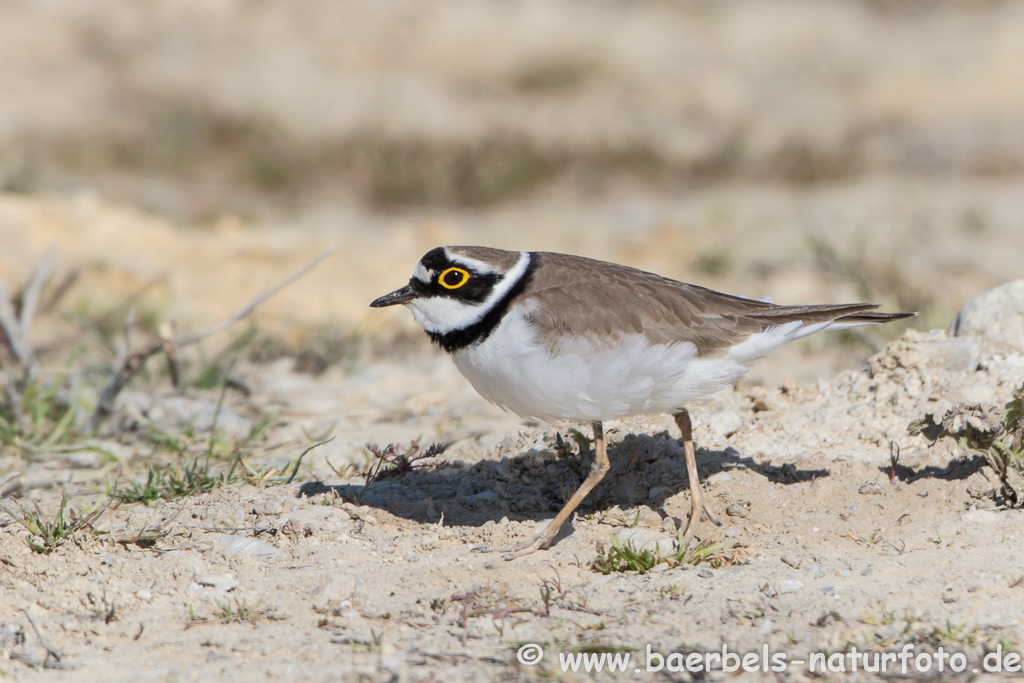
[413,263,431,282]
[407,251,531,335]
[444,249,498,274]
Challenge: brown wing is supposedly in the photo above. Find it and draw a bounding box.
[523,252,911,354]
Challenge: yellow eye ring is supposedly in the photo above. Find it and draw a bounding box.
[438,267,470,290]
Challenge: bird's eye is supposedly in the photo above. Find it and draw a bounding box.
[438,267,470,290]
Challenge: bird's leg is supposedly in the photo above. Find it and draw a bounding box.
[673,409,722,549]
[504,421,609,560]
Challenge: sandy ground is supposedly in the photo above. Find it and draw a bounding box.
[3,1,1024,680]
[3,317,1024,681]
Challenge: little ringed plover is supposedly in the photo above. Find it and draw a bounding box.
[371,246,915,558]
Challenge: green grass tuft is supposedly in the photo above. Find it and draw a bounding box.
[592,529,733,575]
[0,367,82,458]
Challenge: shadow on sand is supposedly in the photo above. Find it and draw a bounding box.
[296,430,832,529]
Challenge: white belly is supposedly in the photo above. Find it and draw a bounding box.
[450,310,756,422]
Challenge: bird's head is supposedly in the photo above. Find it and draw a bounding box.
[370,246,531,336]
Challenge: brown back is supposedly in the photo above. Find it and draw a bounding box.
[522,252,896,354]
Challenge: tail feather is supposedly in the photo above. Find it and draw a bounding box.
[788,309,917,341]
[745,303,916,327]
[836,310,917,325]
[728,307,917,364]
[746,303,878,325]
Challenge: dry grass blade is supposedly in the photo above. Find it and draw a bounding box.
[18,243,56,359]
[0,243,56,372]
[23,608,62,666]
[0,281,31,367]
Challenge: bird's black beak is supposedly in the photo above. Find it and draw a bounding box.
[370,285,419,308]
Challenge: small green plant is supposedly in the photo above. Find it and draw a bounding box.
[910,382,1024,505]
[860,606,897,627]
[931,618,973,645]
[114,378,280,504]
[186,598,269,629]
[213,598,265,623]
[678,536,728,568]
[116,429,325,504]
[592,527,736,575]
[3,494,119,554]
[4,492,174,551]
[593,535,663,574]
[0,369,81,457]
[116,456,241,505]
[553,429,590,460]
[5,494,74,553]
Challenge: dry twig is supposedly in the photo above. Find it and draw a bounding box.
[23,607,62,665]
[86,249,333,433]
[158,321,181,387]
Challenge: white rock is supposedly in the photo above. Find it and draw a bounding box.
[961,509,1003,524]
[707,471,732,484]
[916,336,982,372]
[136,395,255,438]
[312,574,360,614]
[706,410,744,438]
[615,529,675,556]
[211,534,282,560]
[277,507,346,528]
[950,280,1024,353]
[196,573,239,592]
[53,451,102,469]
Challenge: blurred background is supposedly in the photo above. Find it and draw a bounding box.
[1,0,1022,384]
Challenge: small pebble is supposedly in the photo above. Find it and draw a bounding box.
[858,482,884,495]
[726,503,748,518]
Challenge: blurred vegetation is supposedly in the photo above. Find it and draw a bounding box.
[2,99,931,215]
[37,102,679,211]
[1,0,1022,223]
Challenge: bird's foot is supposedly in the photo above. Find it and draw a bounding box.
[469,534,551,559]
[501,534,551,561]
[680,497,723,550]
